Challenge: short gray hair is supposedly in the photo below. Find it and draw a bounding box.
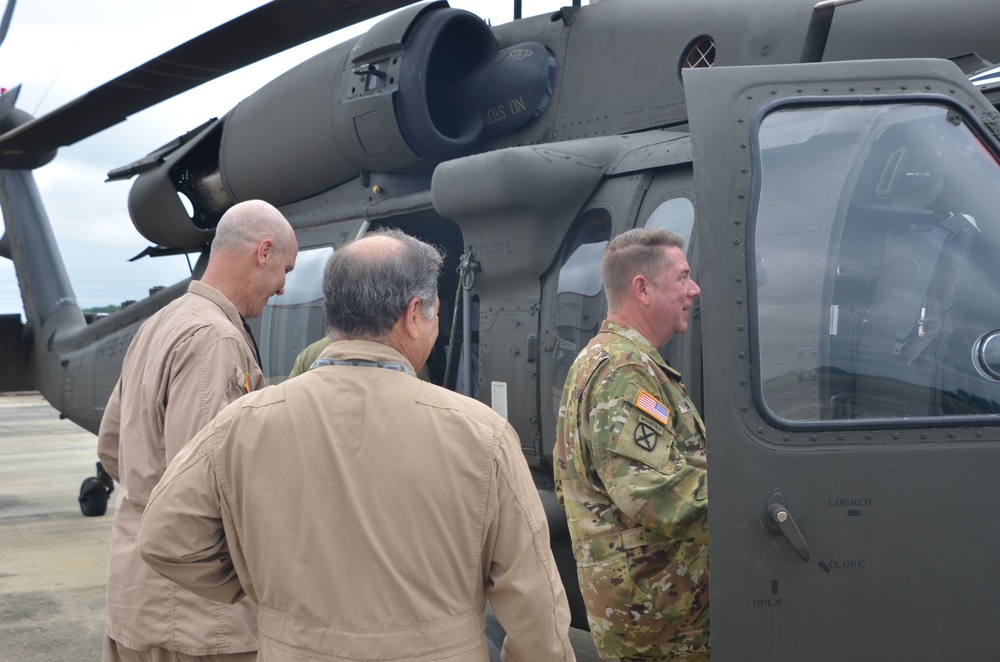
[323,228,444,338]
[601,228,684,310]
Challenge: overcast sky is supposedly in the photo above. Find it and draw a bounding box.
[0,0,570,317]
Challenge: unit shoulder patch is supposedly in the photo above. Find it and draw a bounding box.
[634,414,664,452]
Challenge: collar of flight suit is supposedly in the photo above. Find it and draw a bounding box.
[315,338,418,376]
[186,280,257,351]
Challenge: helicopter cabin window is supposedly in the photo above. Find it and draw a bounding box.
[645,196,695,252]
[260,246,333,384]
[752,102,1000,425]
[551,208,612,414]
[644,195,695,365]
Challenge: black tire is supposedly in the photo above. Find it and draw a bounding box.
[79,476,109,517]
[485,614,505,662]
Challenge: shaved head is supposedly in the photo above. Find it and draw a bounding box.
[212,200,295,257]
[200,199,298,319]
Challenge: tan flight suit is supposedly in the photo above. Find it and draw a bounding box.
[138,339,576,662]
[98,280,263,660]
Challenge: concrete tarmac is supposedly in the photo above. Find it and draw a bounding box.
[0,392,110,662]
[0,392,606,661]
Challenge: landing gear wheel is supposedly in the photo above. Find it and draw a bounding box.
[79,477,108,516]
[79,461,115,517]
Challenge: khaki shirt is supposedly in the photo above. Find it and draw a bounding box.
[97,280,264,655]
[554,320,709,659]
[138,340,576,662]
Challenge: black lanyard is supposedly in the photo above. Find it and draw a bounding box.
[241,317,262,368]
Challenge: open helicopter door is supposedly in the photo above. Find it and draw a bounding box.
[685,59,1000,660]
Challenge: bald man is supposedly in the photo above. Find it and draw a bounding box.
[98,200,297,662]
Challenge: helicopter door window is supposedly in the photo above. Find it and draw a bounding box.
[551,208,613,417]
[260,246,334,384]
[752,102,1000,427]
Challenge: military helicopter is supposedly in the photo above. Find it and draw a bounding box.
[4,0,1000,658]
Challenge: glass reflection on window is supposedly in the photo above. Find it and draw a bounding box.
[646,197,694,253]
[645,196,696,363]
[551,209,612,412]
[260,246,333,383]
[754,103,1000,424]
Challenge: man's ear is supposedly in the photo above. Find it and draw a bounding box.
[631,274,650,304]
[402,297,423,340]
[256,239,274,267]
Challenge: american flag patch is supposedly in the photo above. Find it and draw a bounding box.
[635,390,670,426]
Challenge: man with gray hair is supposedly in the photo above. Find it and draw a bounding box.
[554,227,709,661]
[98,199,297,662]
[137,228,576,661]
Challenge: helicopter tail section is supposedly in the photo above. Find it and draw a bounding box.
[0,89,87,398]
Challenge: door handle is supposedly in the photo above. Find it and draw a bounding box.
[766,492,810,562]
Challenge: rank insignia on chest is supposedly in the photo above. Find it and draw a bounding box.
[635,389,670,426]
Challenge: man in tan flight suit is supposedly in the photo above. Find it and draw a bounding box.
[98,200,298,662]
[137,228,576,661]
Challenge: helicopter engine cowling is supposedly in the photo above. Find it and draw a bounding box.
[219,2,552,204]
[125,1,554,250]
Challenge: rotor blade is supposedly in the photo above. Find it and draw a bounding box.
[0,0,16,51]
[0,0,419,168]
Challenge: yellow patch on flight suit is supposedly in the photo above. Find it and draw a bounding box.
[230,367,253,397]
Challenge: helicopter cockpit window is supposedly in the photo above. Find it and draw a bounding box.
[753,102,1000,425]
[551,208,612,414]
[260,246,333,384]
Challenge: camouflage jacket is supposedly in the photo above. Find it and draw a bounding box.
[554,319,709,659]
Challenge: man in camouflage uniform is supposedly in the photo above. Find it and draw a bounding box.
[554,227,709,661]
